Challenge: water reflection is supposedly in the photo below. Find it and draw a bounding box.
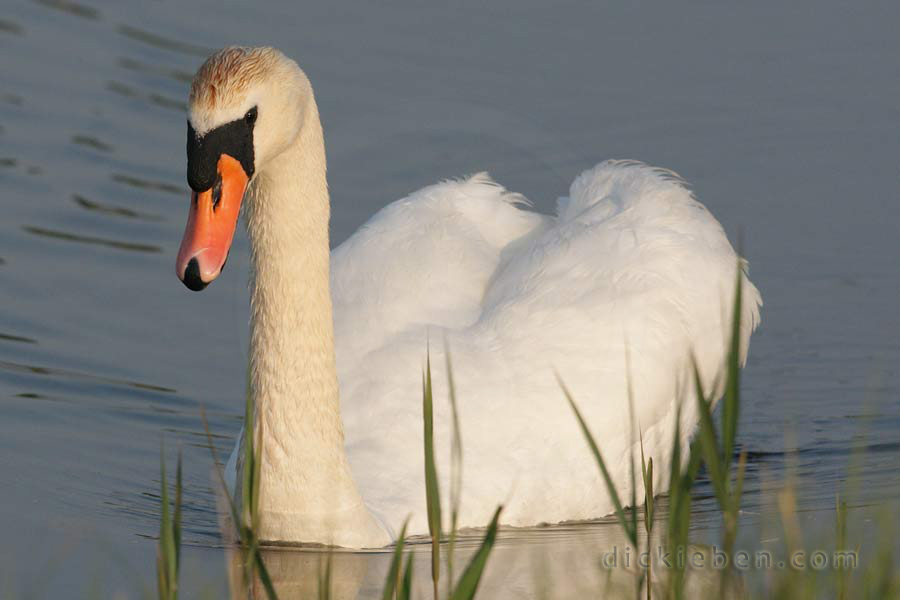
[229,531,744,599]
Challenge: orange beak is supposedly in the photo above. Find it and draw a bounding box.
[176,154,248,290]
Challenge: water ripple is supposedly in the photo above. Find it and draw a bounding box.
[117,56,193,85]
[116,24,212,57]
[0,332,38,345]
[71,134,113,153]
[23,225,162,253]
[72,193,164,222]
[0,358,176,394]
[106,80,186,112]
[1,93,24,106]
[0,18,23,35]
[33,0,100,20]
[111,172,182,195]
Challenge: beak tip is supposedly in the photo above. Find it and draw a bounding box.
[180,257,209,292]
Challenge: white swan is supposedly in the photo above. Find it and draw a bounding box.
[175,47,761,548]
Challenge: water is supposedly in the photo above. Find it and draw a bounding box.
[1,1,898,597]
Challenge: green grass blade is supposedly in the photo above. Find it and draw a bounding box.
[174,451,182,573]
[201,403,277,600]
[721,261,744,470]
[251,546,279,600]
[720,261,746,568]
[157,466,169,599]
[399,553,415,600]
[639,429,654,531]
[643,455,654,532]
[672,435,706,600]
[625,351,639,548]
[381,520,409,600]
[559,375,636,545]
[667,398,683,503]
[318,551,333,600]
[241,358,263,534]
[252,430,263,534]
[450,506,503,600]
[422,351,442,598]
[199,407,243,539]
[242,377,254,530]
[639,433,653,600]
[685,437,703,483]
[836,494,848,600]
[444,342,463,593]
[157,442,177,600]
[690,359,727,508]
[156,550,166,600]
[159,444,172,562]
[666,397,684,554]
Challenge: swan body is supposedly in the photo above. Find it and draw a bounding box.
[179,47,761,548]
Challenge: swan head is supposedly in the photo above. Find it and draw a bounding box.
[176,46,312,291]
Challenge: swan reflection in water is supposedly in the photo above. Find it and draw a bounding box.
[227,526,744,599]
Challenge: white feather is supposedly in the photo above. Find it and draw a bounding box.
[329,160,761,536]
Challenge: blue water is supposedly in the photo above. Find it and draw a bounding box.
[1,1,898,597]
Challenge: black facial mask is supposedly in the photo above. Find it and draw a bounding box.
[186,107,257,192]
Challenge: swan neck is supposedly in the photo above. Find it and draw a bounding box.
[244,99,381,545]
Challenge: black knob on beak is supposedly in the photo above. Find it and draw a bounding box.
[181,257,208,291]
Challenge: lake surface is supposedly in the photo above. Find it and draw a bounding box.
[1,1,898,597]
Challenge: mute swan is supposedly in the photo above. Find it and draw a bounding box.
[175,47,761,548]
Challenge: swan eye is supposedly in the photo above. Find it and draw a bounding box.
[244,107,258,125]
[211,172,223,210]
